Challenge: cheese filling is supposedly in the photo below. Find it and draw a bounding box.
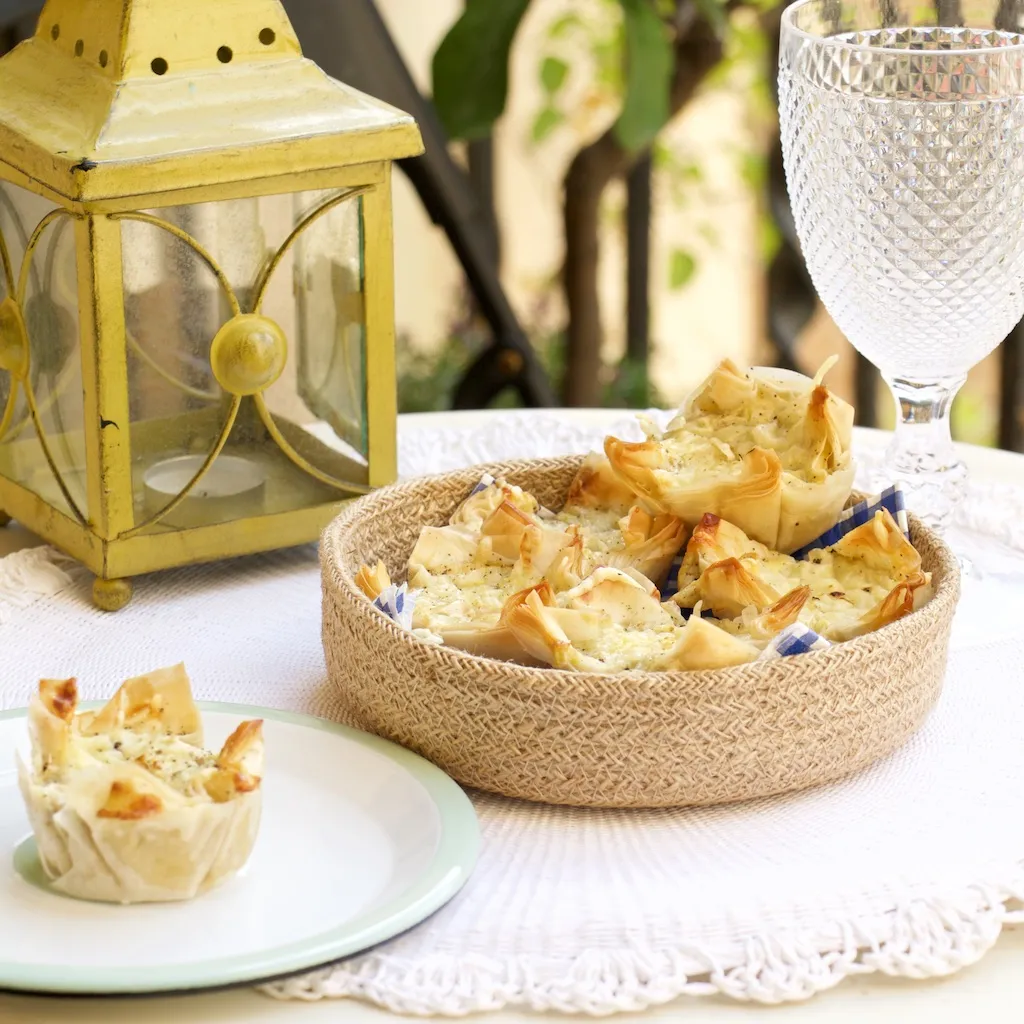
[413,504,655,635]
[71,730,217,799]
[560,614,681,673]
[412,564,527,632]
[680,543,921,642]
[654,417,832,485]
[554,507,627,561]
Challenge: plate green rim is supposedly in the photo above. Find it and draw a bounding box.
[0,701,480,996]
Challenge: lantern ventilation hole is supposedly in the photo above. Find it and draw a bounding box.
[74,39,84,57]
[217,46,233,64]
[151,57,168,76]
[259,28,276,46]
[99,50,108,68]
[50,24,59,41]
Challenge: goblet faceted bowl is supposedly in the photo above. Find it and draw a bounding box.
[779,0,1024,534]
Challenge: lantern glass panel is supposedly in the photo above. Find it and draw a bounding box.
[262,191,368,465]
[0,182,87,522]
[120,189,369,532]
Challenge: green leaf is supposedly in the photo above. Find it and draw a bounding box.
[594,35,625,92]
[698,222,720,247]
[547,12,585,38]
[694,0,730,37]
[669,249,697,290]
[540,56,569,95]
[757,218,782,264]
[951,388,997,447]
[432,0,533,140]
[678,161,703,183]
[652,139,673,169]
[605,358,650,408]
[613,0,674,153]
[397,336,473,414]
[531,106,564,143]
[604,356,666,409]
[738,152,768,189]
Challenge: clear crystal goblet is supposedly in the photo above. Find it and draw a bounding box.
[779,0,1024,535]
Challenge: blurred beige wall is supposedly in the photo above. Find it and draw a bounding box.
[376,1,997,443]
[376,0,763,406]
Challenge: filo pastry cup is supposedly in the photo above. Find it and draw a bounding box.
[359,474,687,662]
[604,359,856,553]
[504,568,760,673]
[18,665,263,904]
[674,509,933,643]
[400,496,577,661]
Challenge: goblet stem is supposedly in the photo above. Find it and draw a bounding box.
[882,374,968,535]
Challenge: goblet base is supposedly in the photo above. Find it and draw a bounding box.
[863,441,972,576]
[866,445,968,536]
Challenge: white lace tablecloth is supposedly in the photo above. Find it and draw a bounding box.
[3,412,1024,1016]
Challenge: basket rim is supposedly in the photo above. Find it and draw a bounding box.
[320,455,961,696]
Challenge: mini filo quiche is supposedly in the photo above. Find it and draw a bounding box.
[501,568,763,673]
[18,665,263,904]
[556,453,686,585]
[357,475,686,663]
[674,509,932,642]
[604,359,856,553]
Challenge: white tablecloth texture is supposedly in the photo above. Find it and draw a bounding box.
[2,412,1024,1016]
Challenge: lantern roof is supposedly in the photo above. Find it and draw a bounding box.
[0,0,424,203]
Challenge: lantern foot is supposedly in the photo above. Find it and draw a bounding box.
[0,512,10,527]
[92,577,134,613]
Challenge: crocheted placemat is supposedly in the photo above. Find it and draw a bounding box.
[2,413,1023,1015]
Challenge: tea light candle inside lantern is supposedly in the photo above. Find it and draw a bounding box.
[142,455,268,529]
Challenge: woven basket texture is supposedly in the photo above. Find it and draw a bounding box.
[320,457,961,809]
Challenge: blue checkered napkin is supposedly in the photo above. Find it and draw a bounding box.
[660,555,685,601]
[757,622,832,660]
[372,583,417,630]
[789,484,908,560]
[469,473,497,496]
[468,473,557,519]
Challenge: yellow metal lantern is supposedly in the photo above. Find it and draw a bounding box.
[0,0,422,609]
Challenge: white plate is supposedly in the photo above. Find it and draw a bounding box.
[0,703,479,995]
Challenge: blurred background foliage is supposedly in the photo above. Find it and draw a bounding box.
[394,0,998,446]
[434,0,777,408]
[403,0,775,407]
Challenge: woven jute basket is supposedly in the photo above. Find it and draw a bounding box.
[321,457,961,809]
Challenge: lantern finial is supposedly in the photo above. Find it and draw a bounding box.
[0,0,421,200]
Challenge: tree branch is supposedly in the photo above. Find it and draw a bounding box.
[562,13,726,406]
